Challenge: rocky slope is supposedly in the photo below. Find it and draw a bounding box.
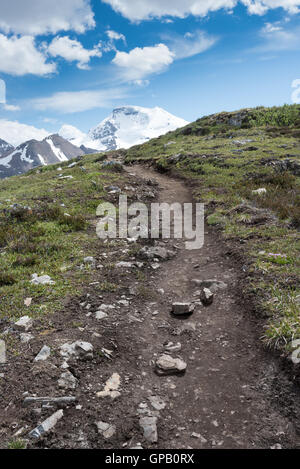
[0,134,86,178]
[0,138,14,157]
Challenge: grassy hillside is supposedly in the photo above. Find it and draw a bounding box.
[0,153,130,324]
[125,105,300,351]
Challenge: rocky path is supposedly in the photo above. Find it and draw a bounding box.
[0,163,299,449]
[121,164,299,449]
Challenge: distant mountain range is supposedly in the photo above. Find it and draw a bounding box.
[0,106,188,178]
[0,135,89,178]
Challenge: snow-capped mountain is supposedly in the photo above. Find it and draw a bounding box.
[0,134,85,178]
[59,106,189,152]
[0,138,14,157]
[88,106,189,151]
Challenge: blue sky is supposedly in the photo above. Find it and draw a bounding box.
[0,0,300,145]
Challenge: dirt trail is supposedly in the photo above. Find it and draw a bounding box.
[124,164,300,449]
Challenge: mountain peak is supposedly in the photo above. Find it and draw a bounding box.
[88,105,189,151]
[0,138,14,158]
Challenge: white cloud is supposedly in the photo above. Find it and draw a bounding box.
[103,0,300,21]
[101,30,127,53]
[0,34,56,76]
[0,119,50,146]
[243,0,300,15]
[48,36,102,70]
[256,22,300,51]
[106,30,126,43]
[2,104,20,112]
[59,124,87,141]
[58,124,101,149]
[112,44,174,81]
[0,0,95,36]
[31,88,129,113]
[164,30,218,60]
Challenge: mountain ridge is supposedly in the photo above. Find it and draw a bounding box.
[0,134,86,178]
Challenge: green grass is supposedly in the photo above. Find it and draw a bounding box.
[0,153,129,332]
[125,104,300,353]
[7,439,27,449]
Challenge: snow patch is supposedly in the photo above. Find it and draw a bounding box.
[46,138,68,162]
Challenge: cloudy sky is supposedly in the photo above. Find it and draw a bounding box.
[1,0,300,145]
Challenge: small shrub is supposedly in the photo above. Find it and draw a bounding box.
[0,272,16,286]
[13,254,38,267]
[7,439,26,450]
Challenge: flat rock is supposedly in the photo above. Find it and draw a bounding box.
[95,311,108,320]
[139,246,176,261]
[96,373,121,399]
[59,341,93,361]
[0,340,6,364]
[172,303,194,316]
[83,257,96,266]
[252,188,267,196]
[192,279,227,293]
[148,395,166,411]
[155,354,187,376]
[139,416,158,443]
[116,262,133,268]
[34,345,51,362]
[96,421,116,439]
[31,274,55,285]
[14,316,33,332]
[58,370,78,390]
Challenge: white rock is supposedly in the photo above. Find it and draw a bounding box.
[15,316,33,332]
[164,342,182,353]
[116,262,133,268]
[0,340,6,364]
[156,354,187,376]
[20,333,34,343]
[95,311,108,320]
[96,421,116,439]
[118,300,129,307]
[99,304,115,312]
[59,341,93,361]
[139,416,158,443]
[34,345,51,362]
[83,257,95,265]
[200,288,214,306]
[148,395,166,411]
[172,303,194,316]
[28,410,64,439]
[252,188,267,196]
[58,371,78,390]
[31,274,55,285]
[97,373,121,399]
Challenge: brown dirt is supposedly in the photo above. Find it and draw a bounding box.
[0,164,299,449]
